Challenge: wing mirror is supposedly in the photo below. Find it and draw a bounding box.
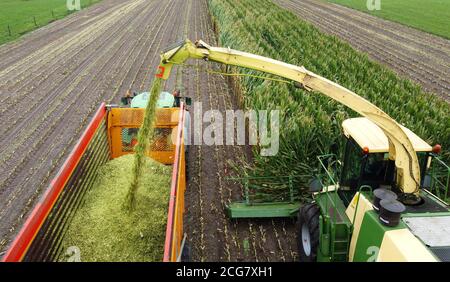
[422,174,432,189]
[184,97,192,106]
[121,97,130,106]
[309,177,322,193]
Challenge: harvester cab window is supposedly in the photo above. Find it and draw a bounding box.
[417,152,430,186]
[340,139,396,192]
[362,153,388,180]
[340,138,363,191]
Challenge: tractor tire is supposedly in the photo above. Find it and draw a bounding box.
[297,203,320,262]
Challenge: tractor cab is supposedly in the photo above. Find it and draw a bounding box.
[117,90,191,163]
[120,90,192,108]
[339,118,431,198]
[334,117,445,207]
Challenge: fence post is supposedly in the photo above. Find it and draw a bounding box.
[7,25,11,36]
[33,16,37,27]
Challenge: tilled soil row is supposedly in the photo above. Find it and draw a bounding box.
[274,0,450,101]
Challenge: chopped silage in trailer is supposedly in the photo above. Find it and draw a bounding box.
[59,154,171,262]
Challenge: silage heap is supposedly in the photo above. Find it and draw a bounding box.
[60,154,171,262]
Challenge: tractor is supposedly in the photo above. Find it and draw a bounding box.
[296,118,449,262]
[119,90,191,157]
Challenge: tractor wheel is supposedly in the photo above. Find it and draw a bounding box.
[297,203,320,262]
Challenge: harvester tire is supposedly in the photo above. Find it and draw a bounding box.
[297,203,320,262]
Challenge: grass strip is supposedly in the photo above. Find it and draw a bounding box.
[0,0,102,45]
[327,0,450,39]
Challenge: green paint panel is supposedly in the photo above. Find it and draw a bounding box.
[226,202,299,218]
[353,211,406,262]
[315,193,350,224]
[403,212,450,218]
[315,193,352,262]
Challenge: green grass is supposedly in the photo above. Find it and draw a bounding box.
[60,154,172,262]
[0,0,101,45]
[208,0,450,199]
[327,0,450,39]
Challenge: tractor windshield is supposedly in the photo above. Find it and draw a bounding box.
[340,138,430,192]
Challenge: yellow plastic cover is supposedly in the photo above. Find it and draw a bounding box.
[342,117,432,153]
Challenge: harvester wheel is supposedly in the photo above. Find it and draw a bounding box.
[297,203,320,262]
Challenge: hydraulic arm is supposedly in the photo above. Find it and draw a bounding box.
[156,39,421,201]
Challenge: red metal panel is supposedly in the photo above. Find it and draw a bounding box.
[163,103,185,262]
[156,66,165,78]
[2,103,107,262]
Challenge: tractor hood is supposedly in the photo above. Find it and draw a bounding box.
[130,91,174,108]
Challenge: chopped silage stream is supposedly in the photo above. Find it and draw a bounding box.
[127,78,163,210]
[58,76,168,261]
[60,154,171,262]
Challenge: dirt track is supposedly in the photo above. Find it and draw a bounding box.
[274,0,450,101]
[0,0,297,261]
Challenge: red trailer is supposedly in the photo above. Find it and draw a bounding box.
[2,103,187,262]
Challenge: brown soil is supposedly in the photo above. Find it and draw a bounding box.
[274,0,450,101]
[0,0,298,261]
